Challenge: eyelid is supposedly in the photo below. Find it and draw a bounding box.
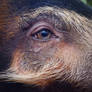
[26,21,54,37]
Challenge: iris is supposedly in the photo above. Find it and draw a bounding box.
[32,28,52,41]
[39,29,50,38]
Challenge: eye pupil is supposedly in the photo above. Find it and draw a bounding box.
[40,29,50,37]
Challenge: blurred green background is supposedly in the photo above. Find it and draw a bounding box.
[81,0,92,6]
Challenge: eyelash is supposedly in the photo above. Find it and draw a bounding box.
[32,29,54,40]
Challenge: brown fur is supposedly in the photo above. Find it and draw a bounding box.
[0,5,92,92]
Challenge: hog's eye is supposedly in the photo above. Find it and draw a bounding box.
[27,21,57,41]
[32,28,53,41]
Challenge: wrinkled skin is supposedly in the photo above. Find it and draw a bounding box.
[0,0,92,92]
